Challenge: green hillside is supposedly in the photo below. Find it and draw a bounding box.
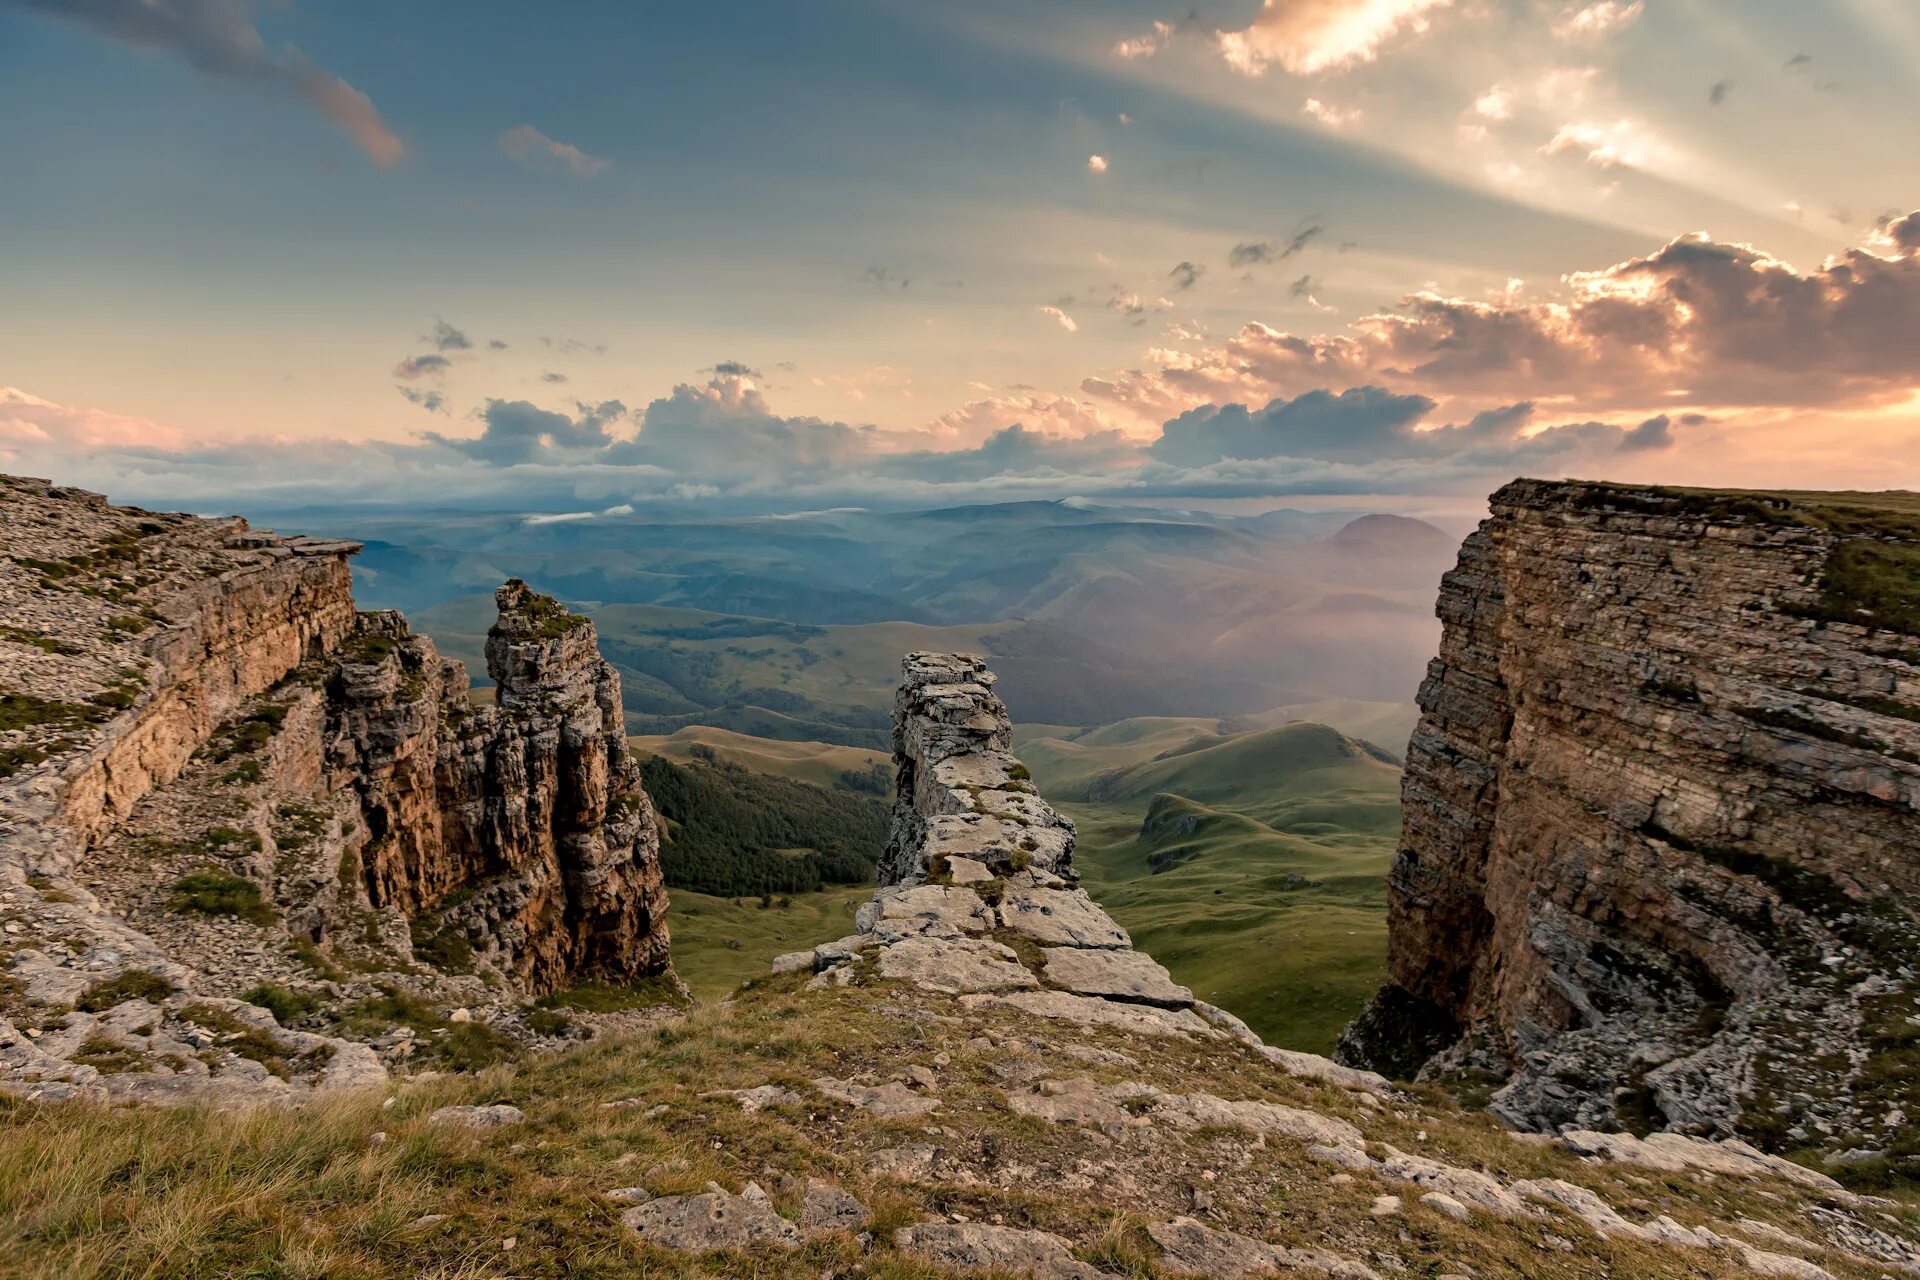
[1022,721,1404,1055]
[630,725,890,792]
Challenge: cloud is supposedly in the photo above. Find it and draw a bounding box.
[499,124,609,178]
[1301,97,1360,126]
[1152,387,1435,466]
[1552,2,1644,41]
[487,339,510,351]
[1709,79,1733,106]
[396,387,447,414]
[393,353,452,381]
[1874,210,1920,255]
[1168,261,1204,291]
[6,0,404,166]
[922,390,1123,448]
[1084,215,1920,417]
[0,386,192,451]
[1039,305,1079,333]
[425,398,629,466]
[709,360,763,378]
[542,336,608,356]
[1087,154,1109,173]
[1543,118,1672,169]
[1229,241,1277,267]
[541,371,568,384]
[427,320,472,352]
[1289,274,1336,312]
[1118,0,1451,76]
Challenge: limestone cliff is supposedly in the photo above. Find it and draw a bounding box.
[0,476,670,1104]
[1338,480,1920,1165]
[778,652,1389,1091]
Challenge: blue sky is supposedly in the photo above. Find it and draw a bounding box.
[2,0,1917,509]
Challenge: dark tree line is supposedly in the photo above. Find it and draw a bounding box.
[640,754,887,897]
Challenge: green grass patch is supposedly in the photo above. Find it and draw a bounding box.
[535,976,691,1015]
[242,983,318,1025]
[75,970,175,1012]
[167,872,275,927]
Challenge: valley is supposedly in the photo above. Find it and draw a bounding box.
[633,709,1411,1051]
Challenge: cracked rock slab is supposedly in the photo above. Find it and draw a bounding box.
[893,1222,1107,1279]
[814,1076,940,1118]
[1041,946,1192,1008]
[799,1179,870,1235]
[997,888,1129,949]
[621,1181,801,1251]
[960,990,1215,1038]
[875,934,1039,995]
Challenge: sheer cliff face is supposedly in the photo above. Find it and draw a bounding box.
[0,477,668,1103]
[332,582,670,992]
[1340,480,1920,1156]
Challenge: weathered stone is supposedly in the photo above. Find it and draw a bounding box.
[620,1181,801,1251]
[1000,888,1131,949]
[960,990,1215,1039]
[813,1076,941,1118]
[893,1222,1106,1280]
[798,1179,869,1235]
[1041,946,1191,1007]
[875,934,1039,995]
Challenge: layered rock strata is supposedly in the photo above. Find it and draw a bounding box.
[0,476,670,1103]
[1338,480,1920,1159]
[777,652,1389,1094]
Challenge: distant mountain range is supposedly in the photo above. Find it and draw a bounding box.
[292,498,1464,737]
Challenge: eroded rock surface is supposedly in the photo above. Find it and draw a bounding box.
[0,477,673,1103]
[1339,480,1920,1158]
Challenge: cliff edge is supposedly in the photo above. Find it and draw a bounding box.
[1338,480,1920,1170]
[0,475,671,1105]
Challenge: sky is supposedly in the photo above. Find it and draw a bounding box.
[2,0,1917,514]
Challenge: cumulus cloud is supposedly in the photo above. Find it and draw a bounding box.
[1118,0,1450,76]
[1168,261,1205,291]
[1552,1,1644,41]
[499,124,609,178]
[1039,305,1079,333]
[1087,154,1109,173]
[1088,216,1920,416]
[6,0,404,166]
[426,398,629,467]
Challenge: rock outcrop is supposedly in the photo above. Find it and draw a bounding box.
[777,652,1392,1089]
[1338,480,1920,1162]
[0,476,671,1103]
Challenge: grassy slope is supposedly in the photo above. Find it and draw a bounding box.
[1023,722,1403,1056]
[3,974,1900,1280]
[666,885,872,1003]
[630,726,889,791]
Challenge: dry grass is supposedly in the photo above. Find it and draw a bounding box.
[3,975,1913,1279]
